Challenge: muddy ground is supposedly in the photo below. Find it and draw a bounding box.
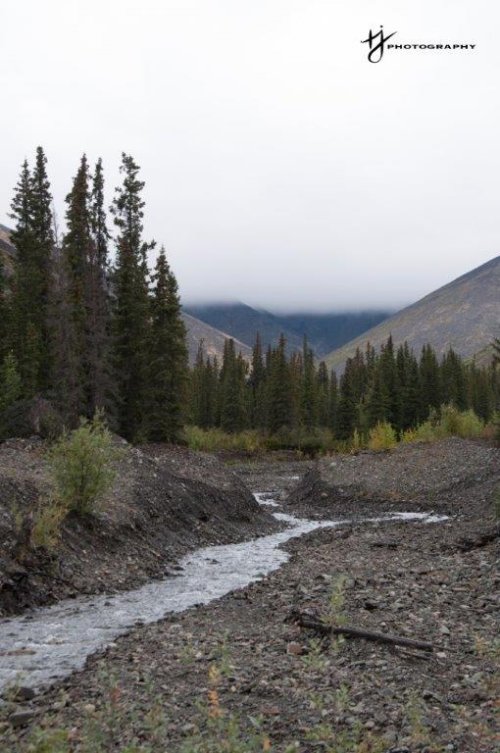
[0,439,277,617]
[1,438,499,752]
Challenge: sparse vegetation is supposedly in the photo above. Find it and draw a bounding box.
[31,498,67,550]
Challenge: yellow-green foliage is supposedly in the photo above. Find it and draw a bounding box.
[31,499,67,550]
[367,421,397,451]
[47,412,119,515]
[183,426,264,453]
[184,426,336,455]
[402,405,484,444]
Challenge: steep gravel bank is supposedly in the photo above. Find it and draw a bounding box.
[287,438,500,529]
[0,439,277,616]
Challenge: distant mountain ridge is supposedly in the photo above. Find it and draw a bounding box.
[184,302,390,357]
[324,255,500,373]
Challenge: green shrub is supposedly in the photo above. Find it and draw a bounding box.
[440,405,483,438]
[367,421,397,451]
[403,405,484,444]
[47,412,119,516]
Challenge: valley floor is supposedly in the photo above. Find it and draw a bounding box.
[1,440,499,752]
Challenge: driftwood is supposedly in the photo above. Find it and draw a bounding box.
[287,609,434,652]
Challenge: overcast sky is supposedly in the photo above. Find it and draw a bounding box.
[1,1,498,312]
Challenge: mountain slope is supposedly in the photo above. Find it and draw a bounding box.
[184,303,305,354]
[184,302,390,357]
[181,312,251,363]
[0,225,250,365]
[324,255,500,373]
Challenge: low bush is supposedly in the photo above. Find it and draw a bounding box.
[367,421,397,451]
[47,411,119,516]
[402,405,484,444]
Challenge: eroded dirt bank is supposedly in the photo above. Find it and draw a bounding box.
[0,439,277,617]
[2,439,499,752]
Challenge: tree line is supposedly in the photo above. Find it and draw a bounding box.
[187,333,499,440]
[0,147,187,442]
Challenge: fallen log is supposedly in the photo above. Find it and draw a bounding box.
[287,608,434,652]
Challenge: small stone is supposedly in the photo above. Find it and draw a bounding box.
[14,686,36,701]
[10,709,37,728]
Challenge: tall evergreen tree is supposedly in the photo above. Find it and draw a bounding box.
[57,155,92,423]
[29,147,55,392]
[147,247,188,441]
[301,337,317,430]
[266,334,293,433]
[316,361,330,427]
[249,332,266,429]
[219,339,247,433]
[0,253,9,364]
[9,158,39,395]
[419,344,441,420]
[111,153,153,440]
[87,157,113,417]
[336,358,358,440]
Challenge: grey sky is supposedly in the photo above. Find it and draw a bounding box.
[1,1,498,312]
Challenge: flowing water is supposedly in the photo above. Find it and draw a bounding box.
[0,493,447,696]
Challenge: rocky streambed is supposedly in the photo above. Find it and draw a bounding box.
[1,438,499,752]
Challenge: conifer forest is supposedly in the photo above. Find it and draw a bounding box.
[0,148,498,448]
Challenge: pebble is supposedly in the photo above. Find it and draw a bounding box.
[9,709,37,728]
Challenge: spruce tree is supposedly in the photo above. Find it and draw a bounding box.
[301,337,317,430]
[87,157,113,417]
[366,363,390,428]
[57,155,92,423]
[219,339,247,433]
[316,361,330,427]
[249,332,266,429]
[111,153,153,440]
[440,348,467,410]
[378,335,397,425]
[328,370,339,432]
[396,343,420,431]
[9,158,39,395]
[336,359,358,440]
[29,147,54,392]
[0,253,9,364]
[147,247,188,441]
[419,344,441,420]
[10,148,54,396]
[266,334,293,434]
